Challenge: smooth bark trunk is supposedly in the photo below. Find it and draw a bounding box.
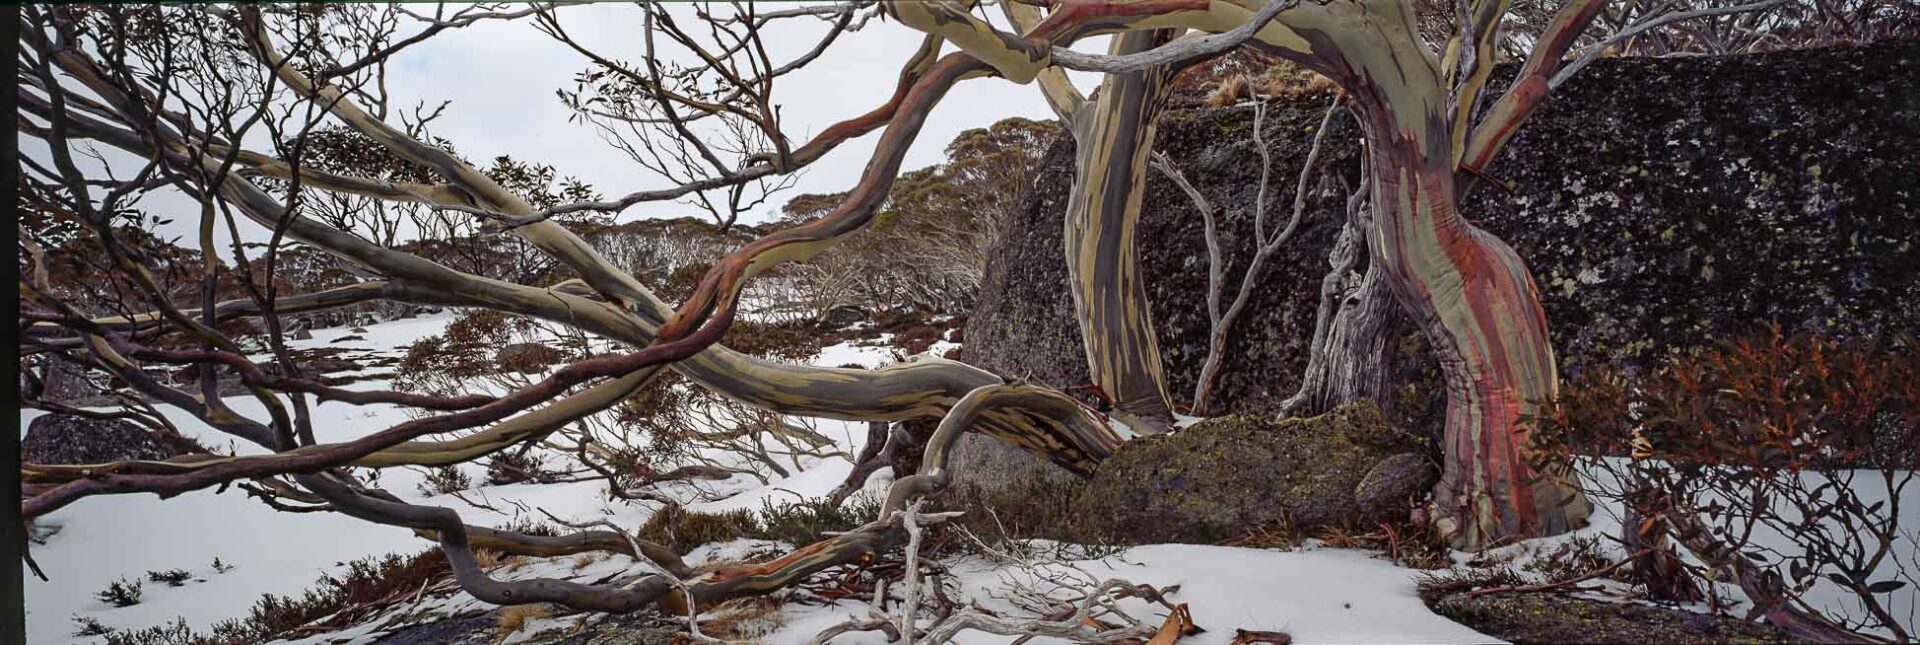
[1359,127,1590,549]
[1062,30,1180,433]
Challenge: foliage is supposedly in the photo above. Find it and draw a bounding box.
[146,569,194,588]
[1530,328,1919,638]
[105,548,453,645]
[417,465,476,497]
[101,618,205,645]
[485,450,562,486]
[72,615,115,637]
[639,497,885,554]
[96,577,144,607]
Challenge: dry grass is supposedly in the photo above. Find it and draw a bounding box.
[472,548,504,570]
[700,596,786,641]
[494,603,553,640]
[1201,61,1338,108]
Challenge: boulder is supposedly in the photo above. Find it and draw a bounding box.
[1355,452,1439,520]
[37,356,100,405]
[288,327,314,340]
[1072,402,1434,544]
[821,305,870,328]
[22,413,176,465]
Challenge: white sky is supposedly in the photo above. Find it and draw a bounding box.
[31,3,1110,247]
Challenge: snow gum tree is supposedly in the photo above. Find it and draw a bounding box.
[19,1,1787,627]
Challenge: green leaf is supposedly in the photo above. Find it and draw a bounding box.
[1866,580,1907,594]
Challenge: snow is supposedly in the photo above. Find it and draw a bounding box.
[771,544,1496,644]
[23,312,1920,644]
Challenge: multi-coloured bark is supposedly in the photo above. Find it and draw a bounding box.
[915,0,1602,548]
[1234,0,1598,549]
[1062,29,1182,432]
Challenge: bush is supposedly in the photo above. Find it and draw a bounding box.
[1531,328,1919,639]
[72,615,114,637]
[96,577,143,607]
[485,450,559,486]
[101,618,201,645]
[146,569,193,587]
[417,465,474,497]
[638,497,884,554]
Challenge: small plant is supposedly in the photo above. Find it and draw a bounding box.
[101,617,198,645]
[416,465,474,497]
[146,569,193,587]
[72,615,115,637]
[484,450,559,486]
[95,577,144,607]
[211,557,233,574]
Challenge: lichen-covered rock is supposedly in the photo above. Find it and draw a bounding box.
[1432,592,1791,644]
[1072,402,1428,544]
[1355,452,1439,520]
[37,356,101,405]
[22,413,176,465]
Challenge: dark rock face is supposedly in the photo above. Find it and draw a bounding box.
[959,42,1918,488]
[22,413,176,465]
[37,356,101,405]
[1072,402,1433,544]
[1470,40,1920,378]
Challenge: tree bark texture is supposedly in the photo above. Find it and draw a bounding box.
[1062,29,1182,432]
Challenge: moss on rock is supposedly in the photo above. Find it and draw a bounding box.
[1433,592,1792,644]
[1071,402,1434,544]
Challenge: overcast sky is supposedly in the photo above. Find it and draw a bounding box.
[44,3,1111,247]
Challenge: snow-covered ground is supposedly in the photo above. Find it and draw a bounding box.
[22,312,1919,643]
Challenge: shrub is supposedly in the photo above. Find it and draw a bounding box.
[485,450,559,486]
[721,319,823,362]
[101,618,201,645]
[72,615,114,637]
[638,497,884,555]
[416,465,474,497]
[1530,328,1919,639]
[640,506,760,554]
[96,577,143,607]
[146,569,193,587]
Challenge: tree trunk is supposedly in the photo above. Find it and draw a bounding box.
[1062,30,1179,433]
[1286,178,1410,418]
[1360,131,1590,549]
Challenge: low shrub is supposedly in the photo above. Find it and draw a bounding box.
[95,577,143,607]
[638,497,884,554]
[72,615,114,637]
[416,465,474,497]
[1531,328,1919,640]
[146,569,193,587]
